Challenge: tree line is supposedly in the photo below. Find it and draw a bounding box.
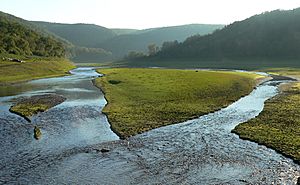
[0,16,65,57]
[127,8,300,62]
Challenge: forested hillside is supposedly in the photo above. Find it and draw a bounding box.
[153,8,300,61]
[0,11,223,63]
[111,28,138,35]
[0,12,65,57]
[33,22,116,48]
[98,24,224,58]
[31,20,223,62]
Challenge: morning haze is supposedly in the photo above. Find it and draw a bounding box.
[0,0,300,29]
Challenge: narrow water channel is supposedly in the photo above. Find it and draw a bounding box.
[0,68,118,184]
[0,68,299,184]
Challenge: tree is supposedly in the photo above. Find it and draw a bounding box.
[161,40,179,51]
[125,51,146,60]
[148,44,159,56]
[0,14,66,57]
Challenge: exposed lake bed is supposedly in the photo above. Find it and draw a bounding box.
[0,68,299,184]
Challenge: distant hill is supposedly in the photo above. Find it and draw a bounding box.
[31,21,116,62]
[30,21,223,62]
[111,28,139,35]
[0,11,224,63]
[32,21,116,48]
[135,8,300,69]
[0,11,65,57]
[97,24,224,59]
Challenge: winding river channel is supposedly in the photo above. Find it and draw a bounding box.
[0,67,299,184]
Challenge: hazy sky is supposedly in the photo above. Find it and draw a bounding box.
[1,0,300,29]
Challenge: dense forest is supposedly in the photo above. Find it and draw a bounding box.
[33,22,116,48]
[0,13,65,57]
[0,13,220,62]
[148,8,300,61]
[31,20,223,62]
[97,24,224,59]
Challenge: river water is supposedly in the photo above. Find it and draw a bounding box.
[0,68,299,184]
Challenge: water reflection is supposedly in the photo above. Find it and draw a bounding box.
[0,67,118,183]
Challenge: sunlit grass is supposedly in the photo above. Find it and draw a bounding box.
[95,68,260,138]
[10,94,66,121]
[0,57,75,84]
[263,67,300,79]
[233,81,300,163]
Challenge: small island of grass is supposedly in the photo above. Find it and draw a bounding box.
[10,94,66,122]
[95,68,262,138]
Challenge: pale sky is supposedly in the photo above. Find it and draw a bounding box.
[0,0,300,29]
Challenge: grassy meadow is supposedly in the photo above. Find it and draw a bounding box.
[121,58,300,70]
[95,68,261,138]
[263,68,300,80]
[233,79,300,163]
[0,57,75,85]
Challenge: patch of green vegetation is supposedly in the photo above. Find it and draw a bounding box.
[0,12,65,57]
[0,56,75,84]
[10,103,49,118]
[75,62,118,67]
[95,68,260,138]
[233,82,300,163]
[9,94,66,121]
[120,58,300,70]
[262,68,300,80]
[142,9,300,66]
[34,126,42,140]
[108,80,121,84]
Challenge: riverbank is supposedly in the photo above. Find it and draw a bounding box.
[1,67,299,184]
[95,68,262,138]
[48,73,299,184]
[233,80,300,164]
[0,57,75,85]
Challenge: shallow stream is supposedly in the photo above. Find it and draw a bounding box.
[0,68,299,184]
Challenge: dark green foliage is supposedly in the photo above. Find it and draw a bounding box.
[31,21,222,62]
[33,21,116,47]
[151,8,300,63]
[124,51,146,60]
[97,24,224,59]
[0,13,65,57]
[161,40,179,51]
[108,80,121,84]
[31,22,118,62]
[70,46,112,62]
[147,44,159,56]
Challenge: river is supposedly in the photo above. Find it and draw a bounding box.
[0,67,299,184]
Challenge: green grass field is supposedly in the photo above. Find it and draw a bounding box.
[0,57,75,84]
[95,68,261,138]
[263,68,300,80]
[233,81,300,163]
[120,58,300,70]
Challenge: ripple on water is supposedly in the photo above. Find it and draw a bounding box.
[0,69,299,184]
[0,68,119,183]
